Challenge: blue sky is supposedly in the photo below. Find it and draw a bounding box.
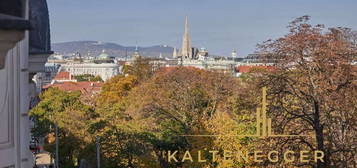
[48,0,357,57]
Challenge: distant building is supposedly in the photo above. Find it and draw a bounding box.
[197,48,208,60]
[49,53,65,60]
[241,53,276,64]
[170,16,238,74]
[60,63,120,81]
[57,50,121,81]
[43,80,104,107]
[172,47,178,58]
[182,58,237,74]
[232,49,237,58]
[173,16,198,60]
[180,16,193,59]
[94,50,115,64]
[132,45,141,59]
[43,81,103,95]
[33,63,61,91]
[52,71,77,83]
[98,49,109,59]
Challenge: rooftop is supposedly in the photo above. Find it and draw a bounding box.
[54,71,72,80]
[43,81,104,94]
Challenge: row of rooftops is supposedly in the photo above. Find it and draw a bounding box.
[43,71,104,94]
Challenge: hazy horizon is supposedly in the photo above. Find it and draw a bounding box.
[48,0,357,56]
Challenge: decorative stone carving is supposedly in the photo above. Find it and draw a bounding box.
[0,12,30,69]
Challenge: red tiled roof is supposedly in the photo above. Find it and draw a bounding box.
[54,71,72,80]
[236,65,275,73]
[43,81,104,93]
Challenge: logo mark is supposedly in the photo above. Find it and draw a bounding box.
[182,87,310,138]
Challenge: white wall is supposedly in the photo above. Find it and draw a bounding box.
[0,28,33,168]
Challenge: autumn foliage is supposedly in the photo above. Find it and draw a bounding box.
[30,16,357,168]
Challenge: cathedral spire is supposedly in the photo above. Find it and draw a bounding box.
[185,16,189,34]
[181,16,192,59]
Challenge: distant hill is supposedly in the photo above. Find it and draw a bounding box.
[52,41,174,58]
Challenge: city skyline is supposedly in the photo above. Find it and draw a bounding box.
[48,0,357,56]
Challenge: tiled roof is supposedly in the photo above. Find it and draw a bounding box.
[43,81,104,93]
[54,71,71,80]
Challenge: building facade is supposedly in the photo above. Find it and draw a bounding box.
[60,63,120,81]
[33,63,61,91]
[0,0,52,167]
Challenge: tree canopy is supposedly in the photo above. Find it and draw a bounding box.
[30,16,357,168]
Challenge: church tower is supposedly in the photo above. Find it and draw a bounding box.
[132,45,141,59]
[172,47,177,58]
[181,16,192,59]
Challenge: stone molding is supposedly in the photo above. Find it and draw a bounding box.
[0,30,24,69]
[28,53,51,73]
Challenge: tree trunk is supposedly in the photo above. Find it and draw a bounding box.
[313,100,329,168]
[156,151,169,168]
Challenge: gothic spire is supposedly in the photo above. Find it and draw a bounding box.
[181,16,192,59]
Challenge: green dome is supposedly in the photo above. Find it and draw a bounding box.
[98,50,109,59]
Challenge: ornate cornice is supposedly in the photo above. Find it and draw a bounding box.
[28,52,52,73]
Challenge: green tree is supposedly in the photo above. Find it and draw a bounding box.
[125,56,155,81]
[93,67,249,167]
[121,67,244,167]
[92,74,154,167]
[74,74,103,82]
[30,87,97,167]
